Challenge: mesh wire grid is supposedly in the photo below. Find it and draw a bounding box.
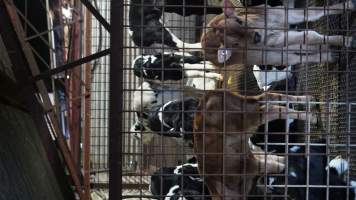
[5,0,356,199]
[85,0,208,196]
[89,0,110,184]
[7,0,354,199]
[119,0,356,199]
[295,0,356,176]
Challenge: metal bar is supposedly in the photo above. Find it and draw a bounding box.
[32,48,110,81]
[92,183,149,190]
[67,0,82,171]
[11,4,54,51]
[109,0,123,199]
[80,0,111,32]
[82,4,92,200]
[25,19,82,42]
[3,0,85,198]
[29,44,51,69]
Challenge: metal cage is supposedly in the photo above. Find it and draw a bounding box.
[1,0,356,199]
[121,0,356,199]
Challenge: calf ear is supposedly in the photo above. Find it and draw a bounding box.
[222,0,236,17]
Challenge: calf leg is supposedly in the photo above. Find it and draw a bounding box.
[287,0,355,24]
[165,27,203,51]
[250,142,285,173]
[184,63,223,80]
[256,92,314,103]
[245,50,335,65]
[287,44,329,53]
[183,63,217,70]
[185,70,223,80]
[294,51,335,65]
[275,31,353,47]
[260,105,317,124]
[254,154,285,174]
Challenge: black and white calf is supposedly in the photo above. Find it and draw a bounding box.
[146,98,198,141]
[253,65,292,91]
[129,0,296,49]
[131,81,183,143]
[129,0,204,50]
[150,157,210,200]
[157,0,292,16]
[133,81,184,111]
[156,0,222,16]
[132,53,222,82]
[130,111,156,143]
[132,81,201,143]
[132,97,199,143]
[254,141,356,200]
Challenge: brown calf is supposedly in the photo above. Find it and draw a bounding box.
[193,91,316,200]
[201,0,356,66]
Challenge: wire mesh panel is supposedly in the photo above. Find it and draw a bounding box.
[4,0,356,199]
[118,0,356,199]
[89,0,110,185]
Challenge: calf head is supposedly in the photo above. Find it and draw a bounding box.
[201,17,252,66]
[201,0,262,65]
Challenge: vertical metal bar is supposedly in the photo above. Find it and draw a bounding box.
[347,96,351,200]
[109,0,123,199]
[326,102,331,200]
[305,1,310,199]
[68,0,83,169]
[83,4,92,200]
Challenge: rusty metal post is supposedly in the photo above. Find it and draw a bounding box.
[109,0,123,199]
[67,0,82,169]
[82,4,92,200]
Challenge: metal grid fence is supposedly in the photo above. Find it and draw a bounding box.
[3,0,356,199]
[120,0,356,199]
[89,0,110,183]
[89,0,202,194]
